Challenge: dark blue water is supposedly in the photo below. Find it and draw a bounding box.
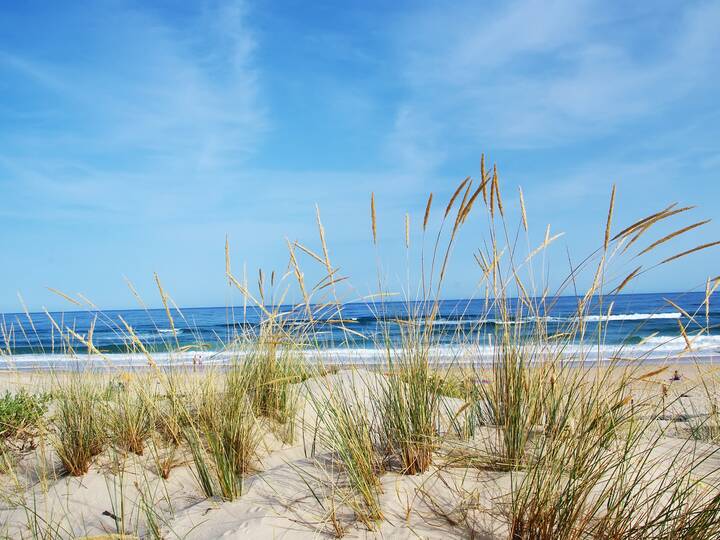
[1,292,718,369]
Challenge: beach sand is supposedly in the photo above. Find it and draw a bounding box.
[0,362,718,539]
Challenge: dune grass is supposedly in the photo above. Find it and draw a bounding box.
[379,347,442,475]
[689,367,720,443]
[0,159,719,537]
[50,377,106,476]
[309,370,384,526]
[106,384,154,456]
[180,369,261,501]
[0,389,49,446]
[242,332,302,444]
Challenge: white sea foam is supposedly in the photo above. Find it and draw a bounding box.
[582,312,681,322]
[429,312,682,326]
[3,333,719,371]
[628,334,720,352]
[1,315,717,371]
[130,329,185,340]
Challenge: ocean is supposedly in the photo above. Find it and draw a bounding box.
[1,291,718,370]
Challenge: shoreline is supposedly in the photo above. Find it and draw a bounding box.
[1,345,718,372]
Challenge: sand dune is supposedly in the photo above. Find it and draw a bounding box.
[0,365,718,539]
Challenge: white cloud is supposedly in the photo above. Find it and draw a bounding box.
[389,0,720,152]
[401,0,591,82]
[0,0,266,221]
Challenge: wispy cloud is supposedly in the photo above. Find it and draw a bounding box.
[389,0,720,151]
[0,0,265,222]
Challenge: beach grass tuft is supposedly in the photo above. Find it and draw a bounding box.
[106,382,154,456]
[51,377,105,476]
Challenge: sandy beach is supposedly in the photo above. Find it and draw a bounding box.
[1,358,718,539]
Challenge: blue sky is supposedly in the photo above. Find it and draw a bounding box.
[1,0,719,312]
